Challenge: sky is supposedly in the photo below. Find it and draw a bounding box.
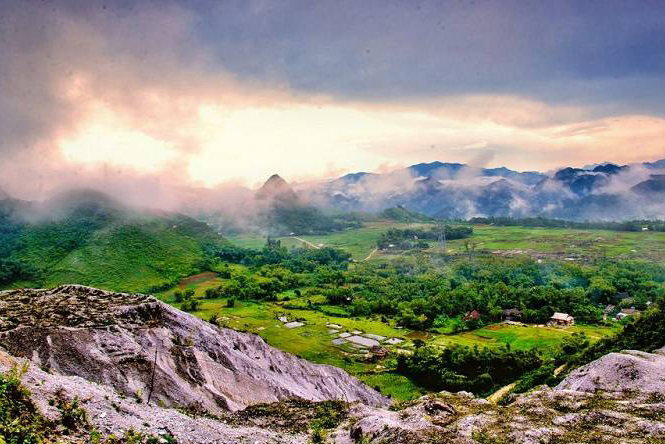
[1,0,665,199]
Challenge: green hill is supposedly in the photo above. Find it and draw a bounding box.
[0,190,227,293]
[380,206,435,222]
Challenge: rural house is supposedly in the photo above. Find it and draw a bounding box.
[616,308,641,320]
[502,308,523,321]
[463,310,481,321]
[549,312,574,326]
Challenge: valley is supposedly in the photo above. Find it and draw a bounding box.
[3,2,665,441]
[157,272,619,400]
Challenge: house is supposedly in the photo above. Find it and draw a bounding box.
[502,308,523,321]
[616,308,641,320]
[602,304,615,321]
[463,310,481,321]
[549,312,574,326]
[367,345,388,362]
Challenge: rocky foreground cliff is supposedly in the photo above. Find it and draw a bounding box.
[1,285,665,443]
[0,285,386,413]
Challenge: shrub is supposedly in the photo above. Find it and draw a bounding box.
[0,364,54,443]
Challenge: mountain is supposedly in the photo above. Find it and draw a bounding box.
[0,189,228,292]
[256,174,299,204]
[644,159,665,169]
[631,174,665,197]
[301,158,665,221]
[255,175,361,235]
[2,285,664,443]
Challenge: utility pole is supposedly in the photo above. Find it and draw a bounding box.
[438,221,447,264]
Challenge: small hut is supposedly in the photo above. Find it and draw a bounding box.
[502,308,523,321]
[463,310,481,321]
[616,308,641,320]
[549,312,574,326]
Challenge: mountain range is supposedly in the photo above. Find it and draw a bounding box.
[298,158,665,220]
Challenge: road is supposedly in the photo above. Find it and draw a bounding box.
[291,236,321,249]
[361,248,378,262]
[487,382,516,403]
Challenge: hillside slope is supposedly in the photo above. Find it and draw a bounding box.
[0,190,227,292]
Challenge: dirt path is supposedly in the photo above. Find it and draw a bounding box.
[362,248,378,262]
[554,364,567,376]
[292,237,320,249]
[487,382,516,403]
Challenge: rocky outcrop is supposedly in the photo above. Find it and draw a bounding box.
[330,350,665,444]
[0,348,308,443]
[0,285,387,413]
[556,348,665,394]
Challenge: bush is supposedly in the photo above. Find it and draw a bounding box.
[52,390,88,432]
[0,364,54,443]
[173,290,184,303]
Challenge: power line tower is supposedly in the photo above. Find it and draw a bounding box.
[437,221,447,259]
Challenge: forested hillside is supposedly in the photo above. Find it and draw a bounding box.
[0,191,228,292]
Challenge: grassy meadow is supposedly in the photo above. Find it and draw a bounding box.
[229,221,665,263]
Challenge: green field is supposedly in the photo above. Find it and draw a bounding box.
[449,225,665,261]
[158,271,619,401]
[229,221,432,260]
[229,222,665,263]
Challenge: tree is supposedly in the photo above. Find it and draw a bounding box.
[173,290,184,303]
[204,288,219,299]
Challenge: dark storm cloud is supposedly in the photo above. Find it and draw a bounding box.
[191,0,665,114]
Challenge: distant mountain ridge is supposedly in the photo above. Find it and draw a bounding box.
[299,158,665,221]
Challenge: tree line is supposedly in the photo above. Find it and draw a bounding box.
[377,226,473,250]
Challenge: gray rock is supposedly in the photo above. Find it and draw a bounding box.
[556,350,665,395]
[0,285,388,413]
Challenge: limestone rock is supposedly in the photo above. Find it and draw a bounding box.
[556,349,665,395]
[0,285,387,413]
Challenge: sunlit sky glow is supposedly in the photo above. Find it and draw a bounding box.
[1,0,664,194]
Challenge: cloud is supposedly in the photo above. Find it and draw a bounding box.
[1,0,664,212]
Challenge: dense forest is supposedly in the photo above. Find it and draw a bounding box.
[396,343,543,396]
[205,238,664,331]
[265,203,362,235]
